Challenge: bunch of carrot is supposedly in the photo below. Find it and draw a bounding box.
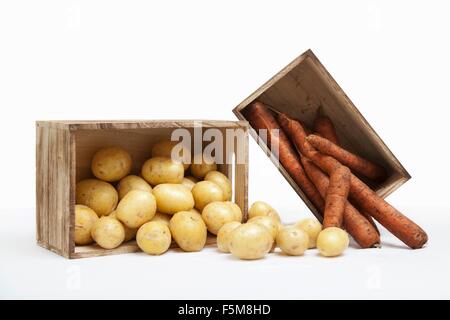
[244,101,428,249]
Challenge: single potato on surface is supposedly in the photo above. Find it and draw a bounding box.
[192,181,224,211]
[229,223,273,260]
[91,216,125,249]
[150,212,172,227]
[217,221,241,253]
[153,183,195,214]
[117,175,152,200]
[141,157,184,186]
[76,179,118,216]
[201,201,241,235]
[295,218,323,249]
[180,177,197,191]
[136,221,172,255]
[91,147,132,182]
[276,225,309,256]
[317,227,349,257]
[169,211,207,252]
[115,190,157,228]
[74,205,99,245]
[190,154,217,179]
[109,210,137,242]
[248,201,281,222]
[204,171,232,201]
[151,139,191,170]
[247,216,280,240]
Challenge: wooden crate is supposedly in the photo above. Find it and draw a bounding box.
[36,120,249,259]
[233,49,410,219]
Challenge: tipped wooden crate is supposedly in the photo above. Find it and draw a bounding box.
[36,120,249,259]
[233,49,410,220]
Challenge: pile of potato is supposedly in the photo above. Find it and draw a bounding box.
[75,140,350,259]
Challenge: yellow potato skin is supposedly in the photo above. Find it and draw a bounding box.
[91,216,125,249]
[190,154,217,179]
[169,211,207,252]
[153,183,195,214]
[229,223,273,260]
[141,157,184,186]
[136,221,172,255]
[201,201,240,235]
[276,226,309,256]
[317,227,349,257]
[217,221,241,253]
[192,181,224,211]
[248,201,281,222]
[151,139,191,170]
[224,201,243,222]
[109,210,137,242]
[180,177,196,191]
[247,216,280,240]
[91,147,132,182]
[115,190,157,228]
[74,205,99,245]
[76,179,118,216]
[295,218,323,249]
[204,171,232,201]
[117,175,153,200]
[150,212,172,227]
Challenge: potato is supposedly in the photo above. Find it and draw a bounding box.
[180,177,196,191]
[150,212,171,227]
[204,171,232,201]
[136,221,172,255]
[295,218,322,249]
[169,211,207,252]
[74,205,99,245]
[91,147,132,182]
[192,181,224,211]
[229,223,273,260]
[117,175,152,200]
[153,183,195,214]
[190,154,217,179]
[276,225,309,256]
[224,201,243,222]
[76,179,118,216]
[248,201,281,222]
[91,216,125,249]
[247,216,280,240]
[141,157,184,186]
[115,190,157,228]
[201,201,240,235]
[217,221,241,253]
[317,227,349,257]
[109,210,137,242]
[151,139,191,170]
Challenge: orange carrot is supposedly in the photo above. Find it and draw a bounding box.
[304,149,428,249]
[313,109,339,145]
[323,166,351,228]
[244,102,324,212]
[301,157,380,248]
[307,134,387,182]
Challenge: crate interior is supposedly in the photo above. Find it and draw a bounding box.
[72,126,245,258]
[239,54,409,200]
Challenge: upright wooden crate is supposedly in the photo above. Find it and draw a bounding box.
[233,49,410,219]
[36,120,249,259]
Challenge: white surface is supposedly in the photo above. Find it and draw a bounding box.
[1,0,450,299]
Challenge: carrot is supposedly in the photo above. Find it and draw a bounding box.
[323,166,351,228]
[304,149,428,249]
[277,113,311,156]
[244,102,324,212]
[313,108,339,145]
[301,157,380,248]
[306,134,387,182]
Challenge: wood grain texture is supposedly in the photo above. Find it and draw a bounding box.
[36,120,249,259]
[233,49,410,215]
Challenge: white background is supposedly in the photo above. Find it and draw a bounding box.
[1,0,449,299]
